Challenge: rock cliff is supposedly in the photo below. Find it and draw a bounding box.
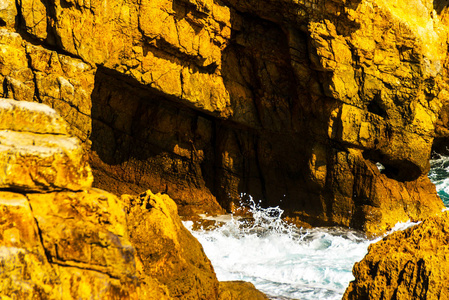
[1,0,448,235]
[0,98,263,299]
[343,211,449,299]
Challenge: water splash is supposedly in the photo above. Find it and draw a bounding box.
[185,197,370,299]
[185,195,422,299]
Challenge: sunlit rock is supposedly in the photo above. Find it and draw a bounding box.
[219,281,269,300]
[344,211,449,299]
[123,190,220,299]
[0,98,93,192]
[0,99,253,299]
[1,0,448,236]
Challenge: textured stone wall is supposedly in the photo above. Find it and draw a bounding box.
[344,211,449,299]
[0,98,267,299]
[1,0,448,235]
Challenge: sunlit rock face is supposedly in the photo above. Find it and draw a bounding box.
[0,98,223,299]
[1,0,449,235]
[343,211,449,299]
[0,98,93,191]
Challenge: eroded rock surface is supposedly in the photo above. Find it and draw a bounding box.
[0,99,139,298]
[1,0,448,234]
[123,190,219,299]
[218,281,269,300]
[0,190,142,299]
[343,211,449,299]
[0,99,239,299]
[0,98,93,191]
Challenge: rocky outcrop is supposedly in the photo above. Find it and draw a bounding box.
[0,98,139,298]
[218,281,269,300]
[433,1,449,155]
[0,190,146,299]
[123,190,219,299]
[0,98,233,299]
[1,0,448,234]
[343,211,449,299]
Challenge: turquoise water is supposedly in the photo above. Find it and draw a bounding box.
[429,153,449,206]
[185,155,446,299]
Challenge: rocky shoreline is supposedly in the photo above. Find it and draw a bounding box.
[344,211,449,299]
[2,0,449,298]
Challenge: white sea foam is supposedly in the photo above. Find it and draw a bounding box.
[185,199,374,300]
[386,220,420,233]
[184,155,447,299]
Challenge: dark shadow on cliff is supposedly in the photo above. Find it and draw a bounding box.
[432,136,449,156]
[89,66,225,214]
[434,0,449,14]
[91,0,433,232]
[213,2,363,225]
[214,10,322,215]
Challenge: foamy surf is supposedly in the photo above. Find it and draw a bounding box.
[185,200,366,299]
[184,198,424,299]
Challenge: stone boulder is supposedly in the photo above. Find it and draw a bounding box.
[0,186,224,299]
[123,190,219,299]
[0,98,160,298]
[0,190,143,299]
[218,281,269,300]
[343,211,449,299]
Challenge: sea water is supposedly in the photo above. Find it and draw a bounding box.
[428,152,449,206]
[184,154,448,299]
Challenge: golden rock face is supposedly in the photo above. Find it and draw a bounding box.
[0,98,69,134]
[0,131,92,191]
[0,100,229,299]
[0,190,140,299]
[344,211,449,299]
[218,281,269,300]
[124,190,220,299]
[42,0,232,117]
[0,187,223,299]
[1,0,449,235]
[0,98,93,192]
